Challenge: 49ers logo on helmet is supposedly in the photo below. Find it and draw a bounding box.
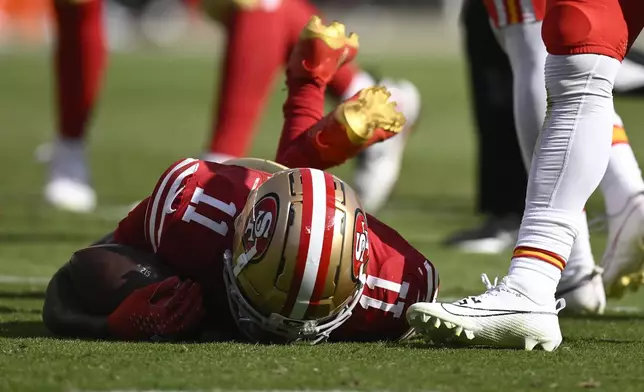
[241,193,279,263]
[351,210,369,282]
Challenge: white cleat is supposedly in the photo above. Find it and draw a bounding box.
[602,193,644,298]
[556,266,606,315]
[45,178,96,213]
[406,274,565,351]
[44,137,96,213]
[354,79,421,213]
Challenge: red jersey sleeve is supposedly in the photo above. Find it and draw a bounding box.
[112,157,203,254]
[113,197,152,251]
[333,214,439,341]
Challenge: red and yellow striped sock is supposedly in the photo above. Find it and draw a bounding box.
[612,124,628,146]
[513,246,566,271]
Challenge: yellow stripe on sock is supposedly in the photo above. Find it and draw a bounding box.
[506,0,520,24]
[513,247,566,271]
[612,125,629,145]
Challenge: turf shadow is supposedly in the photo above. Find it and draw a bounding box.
[0,320,53,338]
[0,306,41,315]
[564,337,642,345]
[400,340,522,351]
[564,313,644,322]
[0,290,45,300]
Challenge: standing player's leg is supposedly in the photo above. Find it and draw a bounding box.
[201,0,290,163]
[46,0,106,213]
[542,0,644,299]
[483,1,604,314]
[491,0,644,308]
[600,115,644,297]
[407,0,643,350]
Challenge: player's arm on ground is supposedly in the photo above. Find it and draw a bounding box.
[334,214,439,341]
[111,196,152,249]
[86,197,152,248]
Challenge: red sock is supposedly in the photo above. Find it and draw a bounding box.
[278,80,368,170]
[208,9,287,156]
[54,0,106,140]
[277,79,326,160]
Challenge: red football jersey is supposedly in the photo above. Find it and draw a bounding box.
[113,158,438,341]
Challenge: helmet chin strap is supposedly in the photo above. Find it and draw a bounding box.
[233,246,256,276]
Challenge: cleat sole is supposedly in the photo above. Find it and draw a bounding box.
[539,340,560,352]
[524,337,538,351]
[338,86,407,143]
[603,211,644,299]
[302,16,359,50]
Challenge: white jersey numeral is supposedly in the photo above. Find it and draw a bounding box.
[181,187,237,236]
[359,276,410,318]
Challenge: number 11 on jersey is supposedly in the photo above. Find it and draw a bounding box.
[182,187,237,236]
[360,275,410,318]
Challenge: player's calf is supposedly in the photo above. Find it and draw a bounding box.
[306,86,406,166]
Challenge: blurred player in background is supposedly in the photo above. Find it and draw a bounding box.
[442,0,527,255]
[46,0,421,214]
[43,18,438,342]
[408,0,644,351]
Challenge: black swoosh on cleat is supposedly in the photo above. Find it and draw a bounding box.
[441,304,557,317]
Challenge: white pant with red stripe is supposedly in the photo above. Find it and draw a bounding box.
[489,15,607,282]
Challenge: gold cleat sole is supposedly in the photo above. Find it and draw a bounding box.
[606,237,644,299]
[301,15,359,50]
[608,270,644,298]
[336,86,407,144]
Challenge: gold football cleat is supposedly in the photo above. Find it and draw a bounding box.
[609,270,644,298]
[301,15,359,50]
[336,86,407,144]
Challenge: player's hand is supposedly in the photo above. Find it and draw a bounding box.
[107,276,204,341]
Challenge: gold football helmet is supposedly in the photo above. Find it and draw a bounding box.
[221,157,288,174]
[223,165,369,344]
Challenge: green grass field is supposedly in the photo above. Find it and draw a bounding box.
[1,52,644,391]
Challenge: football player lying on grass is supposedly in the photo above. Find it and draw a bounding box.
[42,17,439,343]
